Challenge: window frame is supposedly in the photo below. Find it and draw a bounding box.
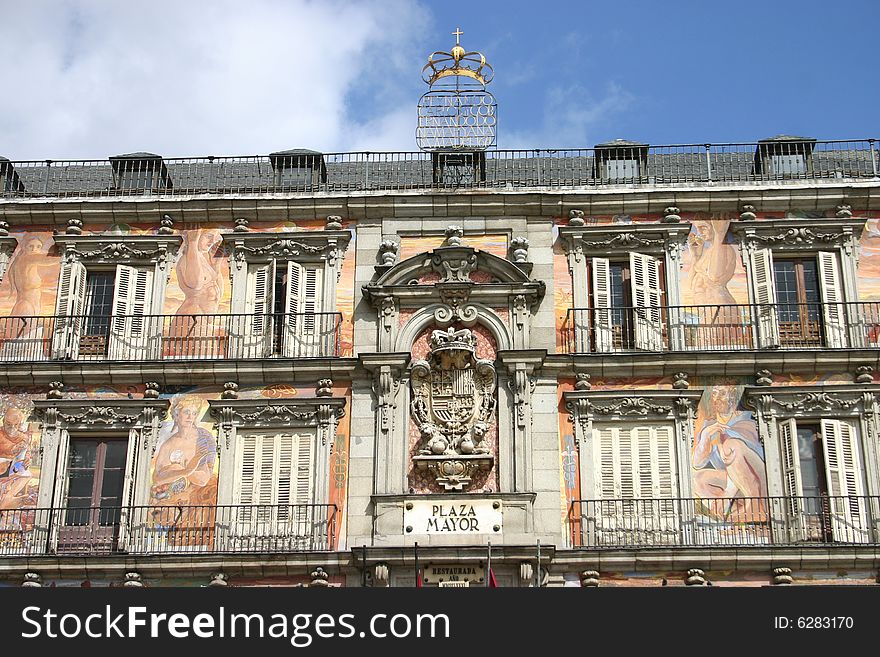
[560,223,690,353]
[50,234,181,360]
[224,230,350,359]
[31,398,169,553]
[744,384,880,544]
[732,218,866,349]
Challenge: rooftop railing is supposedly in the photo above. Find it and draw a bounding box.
[0,504,337,556]
[568,496,880,548]
[561,302,880,354]
[0,312,343,362]
[1,140,877,198]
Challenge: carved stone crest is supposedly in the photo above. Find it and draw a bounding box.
[410,328,496,491]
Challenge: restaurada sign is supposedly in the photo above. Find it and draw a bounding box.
[404,500,503,534]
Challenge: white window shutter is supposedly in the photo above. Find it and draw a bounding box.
[778,418,805,540]
[820,419,868,543]
[629,252,663,351]
[817,251,846,348]
[593,423,679,545]
[591,257,613,353]
[51,261,87,359]
[116,430,140,551]
[238,261,275,358]
[234,432,314,540]
[108,265,154,360]
[48,430,72,551]
[283,262,324,357]
[750,247,780,348]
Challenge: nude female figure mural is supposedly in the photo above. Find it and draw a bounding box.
[687,216,745,346]
[2,238,49,343]
[167,230,224,356]
[693,386,767,521]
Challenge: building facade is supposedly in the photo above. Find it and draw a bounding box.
[1,136,879,587]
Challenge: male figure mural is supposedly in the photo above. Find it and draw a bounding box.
[693,386,767,520]
[0,404,37,510]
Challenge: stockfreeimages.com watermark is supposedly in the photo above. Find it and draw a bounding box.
[21,606,450,646]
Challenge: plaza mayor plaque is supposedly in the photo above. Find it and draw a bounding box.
[404,499,503,535]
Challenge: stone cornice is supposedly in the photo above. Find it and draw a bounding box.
[563,389,703,426]
[31,398,170,429]
[559,222,691,257]
[729,218,866,250]
[52,234,182,264]
[221,229,351,265]
[743,383,880,416]
[207,397,346,428]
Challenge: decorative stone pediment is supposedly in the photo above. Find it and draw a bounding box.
[369,245,536,287]
[730,218,865,252]
[559,223,691,259]
[563,389,703,434]
[208,396,346,449]
[222,229,351,269]
[743,384,880,417]
[31,398,170,431]
[53,234,182,267]
[410,327,497,491]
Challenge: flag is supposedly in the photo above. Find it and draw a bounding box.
[488,567,498,588]
[416,570,423,588]
[414,541,421,588]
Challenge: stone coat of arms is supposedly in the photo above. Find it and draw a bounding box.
[411,327,496,491]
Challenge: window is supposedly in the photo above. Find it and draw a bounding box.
[109,153,172,192]
[58,438,127,553]
[591,253,664,352]
[242,260,324,357]
[233,431,315,547]
[749,248,846,349]
[769,153,807,176]
[779,418,868,543]
[53,263,156,359]
[591,422,678,545]
[605,158,640,180]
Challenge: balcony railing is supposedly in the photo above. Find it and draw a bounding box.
[0,312,343,362]
[1,140,877,198]
[0,504,337,556]
[562,302,880,354]
[568,496,880,548]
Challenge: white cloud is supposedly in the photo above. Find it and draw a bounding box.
[501,82,634,149]
[0,0,429,159]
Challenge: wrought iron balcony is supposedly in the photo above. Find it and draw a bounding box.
[561,302,880,354]
[0,503,337,557]
[1,139,877,198]
[568,496,880,548]
[0,312,343,362]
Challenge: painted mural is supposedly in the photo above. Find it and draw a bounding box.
[692,385,767,524]
[0,394,39,511]
[399,233,508,261]
[0,231,60,322]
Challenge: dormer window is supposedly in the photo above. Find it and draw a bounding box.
[753,136,815,177]
[109,152,172,192]
[0,157,24,195]
[594,140,648,181]
[269,149,328,189]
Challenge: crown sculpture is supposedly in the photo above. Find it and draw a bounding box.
[416,28,497,152]
[410,328,497,491]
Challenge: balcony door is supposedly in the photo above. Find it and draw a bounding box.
[59,438,127,554]
[779,418,868,543]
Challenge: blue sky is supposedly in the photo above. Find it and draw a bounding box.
[1,0,876,159]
